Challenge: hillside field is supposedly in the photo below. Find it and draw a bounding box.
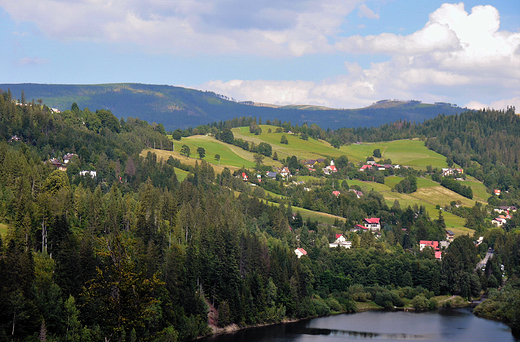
[0,223,8,240]
[346,178,479,230]
[145,131,488,231]
[232,126,449,169]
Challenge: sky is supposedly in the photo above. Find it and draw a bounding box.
[0,0,519,110]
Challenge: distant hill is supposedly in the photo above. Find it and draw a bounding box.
[0,83,468,131]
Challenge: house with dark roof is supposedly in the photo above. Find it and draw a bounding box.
[266,171,278,179]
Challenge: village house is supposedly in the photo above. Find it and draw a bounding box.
[63,153,78,164]
[79,170,97,178]
[492,217,507,227]
[350,224,367,232]
[266,171,277,179]
[349,189,364,198]
[441,168,463,177]
[329,234,352,249]
[446,230,455,242]
[332,190,340,197]
[419,240,439,252]
[323,160,337,174]
[494,206,517,214]
[242,172,249,181]
[48,158,67,171]
[439,241,450,249]
[280,167,291,178]
[294,247,307,258]
[9,135,22,142]
[363,218,381,231]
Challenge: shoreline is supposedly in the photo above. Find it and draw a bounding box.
[198,298,476,340]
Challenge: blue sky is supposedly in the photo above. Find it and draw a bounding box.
[0,0,519,110]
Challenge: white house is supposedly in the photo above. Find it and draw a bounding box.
[294,248,308,258]
[329,234,352,249]
[363,218,381,231]
[492,217,507,227]
[79,170,97,178]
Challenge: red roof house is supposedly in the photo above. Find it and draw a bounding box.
[419,240,439,251]
[295,248,308,258]
[363,218,381,231]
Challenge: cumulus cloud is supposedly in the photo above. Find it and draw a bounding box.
[466,97,520,111]
[0,0,362,55]
[2,1,518,110]
[201,3,520,109]
[16,57,49,66]
[357,4,379,19]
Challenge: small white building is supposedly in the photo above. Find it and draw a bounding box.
[79,170,97,178]
[492,217,507,227]
[329,234,352,249]
[294,248,308,258]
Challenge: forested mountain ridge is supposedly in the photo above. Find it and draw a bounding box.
[0,91,519,342]
[0,83,468,130]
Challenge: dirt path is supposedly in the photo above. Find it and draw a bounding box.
[438,295,456,303]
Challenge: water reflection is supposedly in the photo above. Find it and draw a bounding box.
[300,327,434,340]
[199,308,518,342]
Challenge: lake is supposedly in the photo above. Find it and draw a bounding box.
[199,308,518,342]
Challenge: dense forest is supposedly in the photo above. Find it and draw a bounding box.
[0,91,519,341]
[0,84,467,130]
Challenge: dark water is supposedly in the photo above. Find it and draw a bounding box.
[199,308,518,342]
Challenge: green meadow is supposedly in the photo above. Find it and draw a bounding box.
[345,178,477,229]
[0,223,9,239]
[173,135,257,168]
[463,176,490,202]
[232,126,448,170]
[340,139,448,169]
[265,201,345,226]
[152,130,487,230]
[174,168,190,182]
[232,126,344,161]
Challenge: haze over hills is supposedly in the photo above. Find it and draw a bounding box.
[0,83,469,131]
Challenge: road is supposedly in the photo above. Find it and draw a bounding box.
[475,248,494,271]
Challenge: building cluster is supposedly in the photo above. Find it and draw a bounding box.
[302,159,338,175]
[358,160,400,172]
[441,168,463,178]
[46,153,96,178]
[492,206,517,227]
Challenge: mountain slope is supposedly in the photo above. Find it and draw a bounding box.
[0,83,468,130]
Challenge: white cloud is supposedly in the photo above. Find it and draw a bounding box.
[0,0,362,56]
[16,57,49,66]
[357,4,379,19]
[2,1,518,110]
[466,97,520,111]
[201,3,520,109]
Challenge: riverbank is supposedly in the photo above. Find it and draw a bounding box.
[198,307,517,342]
[200,296,473,340]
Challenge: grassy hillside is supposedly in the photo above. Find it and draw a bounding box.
[0,83,468,130]
[144,130,487,231]
[233,126,449,168]
[346,177,485,230]
[0,223,8,240]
